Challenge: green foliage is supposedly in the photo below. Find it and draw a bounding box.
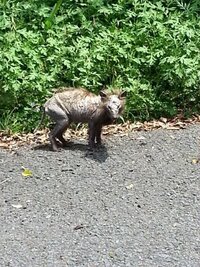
[0,0,200,131]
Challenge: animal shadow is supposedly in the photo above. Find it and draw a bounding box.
[69,142,109,163]
[33,141,108,163]
[33,141,74,151]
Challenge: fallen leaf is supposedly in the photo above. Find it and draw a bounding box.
[0,142,9,148]
[192,159,199,164]
[22,168,33,177]
[126,184,134,189]
[160,117,167,123]
[157,121,166,128]
[11,204,23,209]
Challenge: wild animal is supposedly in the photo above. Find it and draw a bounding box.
[35,87,126,151]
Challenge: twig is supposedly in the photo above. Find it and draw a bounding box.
[0,178,10,185]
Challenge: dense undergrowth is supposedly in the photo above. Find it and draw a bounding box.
[0,0,200,132]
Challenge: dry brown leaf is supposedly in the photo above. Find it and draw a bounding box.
[160,117,167,123]
[0,142,9,148]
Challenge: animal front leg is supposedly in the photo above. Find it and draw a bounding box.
[95,125,102,146]
[88,121,96,148]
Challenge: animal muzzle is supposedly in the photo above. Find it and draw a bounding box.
[109,110,120,120]
[107,102,121,120]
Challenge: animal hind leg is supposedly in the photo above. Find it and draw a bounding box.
[46,106,69,151]
[56,122,70,146]
[49,119,69,151]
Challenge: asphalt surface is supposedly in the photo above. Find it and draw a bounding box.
[0,124,200,267]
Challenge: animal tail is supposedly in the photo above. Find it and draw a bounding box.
[34,106,46,133]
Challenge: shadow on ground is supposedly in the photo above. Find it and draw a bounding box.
[33,142,109,163]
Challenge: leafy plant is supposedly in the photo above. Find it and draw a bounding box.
[0,0,200,132]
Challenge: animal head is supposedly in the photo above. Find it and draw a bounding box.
[99,90,127,119]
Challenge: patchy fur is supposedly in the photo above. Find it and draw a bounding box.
[36,87,126,151]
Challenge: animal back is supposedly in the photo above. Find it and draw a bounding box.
[56,88,101,122]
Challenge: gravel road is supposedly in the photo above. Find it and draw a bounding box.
[0,124,200,267]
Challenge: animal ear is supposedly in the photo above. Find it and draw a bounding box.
[118,90,127,99]
[99,91,107,99]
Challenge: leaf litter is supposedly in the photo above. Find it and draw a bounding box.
[0,115,200,151]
